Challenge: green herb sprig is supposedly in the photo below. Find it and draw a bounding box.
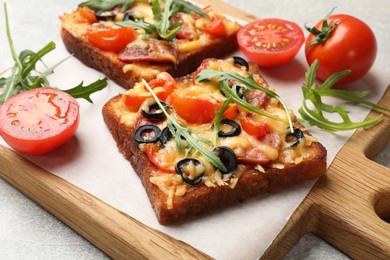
[142,79,227,172]
[196,69,294,133]
[298,60,389,131]
[116,0,208,39]
[79,0,134,12]
[0,3,107,105]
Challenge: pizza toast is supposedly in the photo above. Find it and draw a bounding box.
[102,57,327,225]
[60,1,240,89]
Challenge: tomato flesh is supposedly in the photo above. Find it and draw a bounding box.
[78,7,98,23]
[240,115,270,139]
[170,91,221,124]
[201,17,227,37]
[145,144,175,173]
[0,88,79,155]
[88,27,137,53]
[305,14,377,83]
[123,72,175,112]
[237,18,304,67]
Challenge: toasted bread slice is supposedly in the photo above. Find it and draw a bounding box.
[102,58,327,225]
[60,2,240,89]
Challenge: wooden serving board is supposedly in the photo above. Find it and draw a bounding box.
[1,0,389,258]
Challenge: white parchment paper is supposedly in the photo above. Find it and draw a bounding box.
[1,40,389,260]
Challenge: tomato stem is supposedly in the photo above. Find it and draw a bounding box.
[305,7,341,48]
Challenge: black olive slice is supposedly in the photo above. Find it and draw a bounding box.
[160,126,173,145]
[160,126,186,146]
[218,119,241,138]
[213,146,237,174]
[123,12,136,21]
[133,124,161,144]
[175,158,204,185]
[286,127,304,147]
[95,10,117,21]
[233,56,249,71]
[141,102,168,119]
[221,84,245,99]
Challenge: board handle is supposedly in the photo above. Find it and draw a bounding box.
[262,86,390,259]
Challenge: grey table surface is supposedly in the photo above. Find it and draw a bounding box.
[0,0,389,259]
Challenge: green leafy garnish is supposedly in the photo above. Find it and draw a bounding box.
[63,79,108,103]
[196,69,294,133]
[116,0,208,39]
[0,3,107,105]
[79,0,134,12]
[142,79,227,172]
[298,60,388,131]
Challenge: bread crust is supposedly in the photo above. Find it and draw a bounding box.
[102,68,327,225]
[60,26,239,90]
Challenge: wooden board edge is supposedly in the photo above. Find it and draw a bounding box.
[0,145,212,260]
[262,84,390,259]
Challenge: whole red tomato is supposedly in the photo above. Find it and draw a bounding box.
[305,12,377,84]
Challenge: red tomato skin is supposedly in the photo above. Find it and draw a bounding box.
[237,18,304,67]
[0,88,79,155]
[240,116,270,139]
[144,144,175,173]
[88,27,137,53]
[305,14,377,83]
[170,92,221,124]
[202,18,227,37]
[122,72,175,112]
[78,7,98,23]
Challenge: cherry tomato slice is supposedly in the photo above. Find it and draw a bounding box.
[237,18,304,67]
[122,72,175,112]
[144,144,175,173]
[170,91,221,124]
[202,17,227,37]
[223,103,239,120]
[78,7,98,23]
[0,88,79,155]
[88,27,137,53]
[240,115,270,139]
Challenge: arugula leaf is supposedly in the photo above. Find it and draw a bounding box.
[298,60,387,131]
[63,78,108,103]
[0,3,108,104]
[116,0,208,39]
[79,0,134,12]
[142,79,227,172]
[197,69,294,133]
[173,0,209,18]
[116,19,157,37]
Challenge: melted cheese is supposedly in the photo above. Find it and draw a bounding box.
[113,58,320,209]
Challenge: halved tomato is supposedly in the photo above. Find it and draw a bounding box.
[0,88,79,155]
[237,18,304,67]
[88,27,137,52]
